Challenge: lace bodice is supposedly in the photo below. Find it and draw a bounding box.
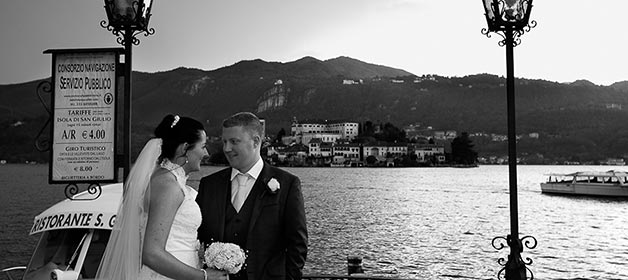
[159,159,202,253]
[138,160,202,279]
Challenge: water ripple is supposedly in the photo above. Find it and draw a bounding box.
[2,165,628,279]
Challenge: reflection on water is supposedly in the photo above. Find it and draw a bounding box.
[2,164,628,279]
[286,166,628,279]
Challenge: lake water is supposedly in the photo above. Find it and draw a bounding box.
[1,164,627,279]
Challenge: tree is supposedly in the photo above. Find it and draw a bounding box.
[376,122,407,143]
[365,155,378,165]
[361,121,375,137]
[451,132,478,165]
[275,128,286,143]
[399,154,419,167]
[270,154,281,165]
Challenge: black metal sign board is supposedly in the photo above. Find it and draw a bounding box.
[45,48,123,184]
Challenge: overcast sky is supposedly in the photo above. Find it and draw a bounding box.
[1,0,627,85]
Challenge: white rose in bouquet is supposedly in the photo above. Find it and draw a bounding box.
[203,242,247,274]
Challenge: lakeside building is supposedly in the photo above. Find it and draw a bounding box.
[308,138,333,158]
[285,143,309,159]
[362,142,408,162]
[266,142,287,162]
[288,118,359,145]
[267,139,447,166]
[267,118,449,166]
[403,126,436,141]
[409,143,446,163]
[333,143,361,163]
[284,132,341,146]
[433,130,457,140]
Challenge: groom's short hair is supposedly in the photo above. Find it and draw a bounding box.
[223,112,264,139]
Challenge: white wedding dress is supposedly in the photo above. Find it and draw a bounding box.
[138,159,203,279]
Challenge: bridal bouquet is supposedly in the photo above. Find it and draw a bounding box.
[203,242,247,274]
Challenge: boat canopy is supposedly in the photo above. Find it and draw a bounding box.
[30,183,122,235]
[544,170,628,177]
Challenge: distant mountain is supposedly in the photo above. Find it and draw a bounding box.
[323,56,412,78]
[210,56,411,79]
[1,56,628,163]
[610,81,628,92]
[570,79,598,87]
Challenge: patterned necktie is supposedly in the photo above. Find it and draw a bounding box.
[232,173,248,212]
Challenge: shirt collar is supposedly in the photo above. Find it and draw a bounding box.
[230,157,264,181]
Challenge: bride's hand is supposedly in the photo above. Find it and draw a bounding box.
[204,268,228,280]
[198,242,206,261]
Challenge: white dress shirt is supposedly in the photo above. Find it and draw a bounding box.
[230,158,264,211]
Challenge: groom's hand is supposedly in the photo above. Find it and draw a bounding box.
[204,268,228,280]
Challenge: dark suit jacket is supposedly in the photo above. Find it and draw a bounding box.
[196,162,308,280]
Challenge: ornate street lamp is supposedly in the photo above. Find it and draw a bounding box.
[481,0,537,279]
[103,0,154,36]
[101,0,155,180]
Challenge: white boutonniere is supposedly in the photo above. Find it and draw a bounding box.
[267,178,280,194]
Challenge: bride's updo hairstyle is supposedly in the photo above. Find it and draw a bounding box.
[154,114,205,161]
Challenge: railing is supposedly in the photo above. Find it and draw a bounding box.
[1,266,25,280]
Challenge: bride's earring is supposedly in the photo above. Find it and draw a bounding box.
[176,145,189,167]
[181,145,189,166]
[177,155,188,167]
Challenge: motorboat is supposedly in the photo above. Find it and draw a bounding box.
[540,170,628,197]
[2,183,122,280]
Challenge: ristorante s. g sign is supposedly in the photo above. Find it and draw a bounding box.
[45,48,123,184]
[30,211,117,235]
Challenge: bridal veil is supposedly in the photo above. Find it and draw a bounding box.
[95,138,161,280]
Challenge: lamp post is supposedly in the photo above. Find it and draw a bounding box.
[101,0,155,180]
[481,0,537,279]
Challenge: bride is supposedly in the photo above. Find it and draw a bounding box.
[95,115,227,280]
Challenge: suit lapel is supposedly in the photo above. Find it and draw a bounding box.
[248,163,273,233]
[213,170,231,241]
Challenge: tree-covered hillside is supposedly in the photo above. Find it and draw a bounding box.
[1,57,627,163]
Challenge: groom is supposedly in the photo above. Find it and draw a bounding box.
[197,112,308,280]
